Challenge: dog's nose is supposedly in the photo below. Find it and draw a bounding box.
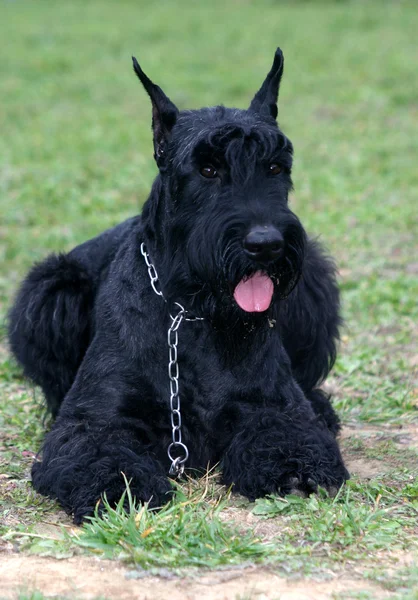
[243,226,284,262]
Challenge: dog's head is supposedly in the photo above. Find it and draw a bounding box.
[134,49,306,324]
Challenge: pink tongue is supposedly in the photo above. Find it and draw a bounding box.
[233,273,274,313]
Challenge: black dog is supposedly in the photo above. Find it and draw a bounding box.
[8,48,349,523]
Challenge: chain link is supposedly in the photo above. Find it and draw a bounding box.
[140,243,203,477]
[167,303,189,476]
[140,243,163,297]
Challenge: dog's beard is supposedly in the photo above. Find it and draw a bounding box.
[159,214,306,329]
[185,241,304,333]
[155,228,304,364]
[275,222,306,299]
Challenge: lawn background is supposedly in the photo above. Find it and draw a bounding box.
[0,1,417,598]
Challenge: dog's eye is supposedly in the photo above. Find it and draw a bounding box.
[269,163,282,175]
[200,165,218,179]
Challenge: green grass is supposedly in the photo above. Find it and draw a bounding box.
[17,477,276,568]
[1,0,417,598]
[252,482,416,558]
[8,472,416,568]
[5,473,417,597]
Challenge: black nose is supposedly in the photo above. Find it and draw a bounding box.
[243,226,284,262]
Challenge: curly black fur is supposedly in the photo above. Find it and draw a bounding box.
[8,48,349,523]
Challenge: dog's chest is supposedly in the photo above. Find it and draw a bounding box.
[177,324,281,418]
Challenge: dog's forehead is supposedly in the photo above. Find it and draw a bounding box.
[177,105,266,127]
[173,105,279,148]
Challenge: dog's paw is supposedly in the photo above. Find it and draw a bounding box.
[283,475,342,499]
[70,475,174,525]
[269,447,349,500]
[31,436,174,525]
[229,462,348,502]
[221,417,350,502]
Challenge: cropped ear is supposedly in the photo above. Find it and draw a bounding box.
[132,57,179,168]
[249,48,284,120]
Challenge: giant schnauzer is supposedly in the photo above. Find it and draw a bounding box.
[8,48,349,523]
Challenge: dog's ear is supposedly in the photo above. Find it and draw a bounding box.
[249,48,284,120]
[132,57,179,168]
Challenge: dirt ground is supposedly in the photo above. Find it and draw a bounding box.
[0,554,406,600]
[1,425,417,600]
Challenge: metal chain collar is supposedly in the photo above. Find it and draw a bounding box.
[140,243,203,477]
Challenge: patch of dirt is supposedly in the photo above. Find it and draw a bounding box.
[344,456,385,479]
[340,423,418,479]
[341,422,418,451]
[0,555,395,600]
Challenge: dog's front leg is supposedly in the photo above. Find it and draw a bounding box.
[31,337,172,524]
[220,393,349,500]
[32,416,172,524]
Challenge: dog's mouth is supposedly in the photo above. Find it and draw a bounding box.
[233,272,275,313]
